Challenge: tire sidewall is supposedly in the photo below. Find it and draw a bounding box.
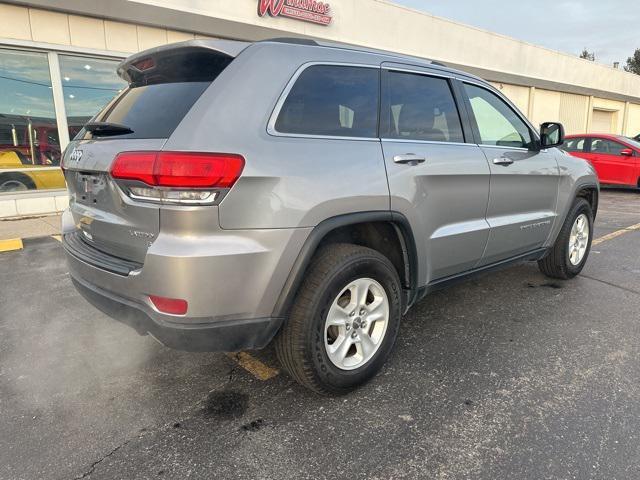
[308,255,402,392]
[562,200,593,276]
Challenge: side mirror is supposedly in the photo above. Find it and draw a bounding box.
[540,122,565,149]
[620,148,634,157]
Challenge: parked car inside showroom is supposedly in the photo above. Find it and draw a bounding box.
[563,134,640,189]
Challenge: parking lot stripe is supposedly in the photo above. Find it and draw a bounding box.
[593,222,640,246]
[226,352,280,381]
[0,238,23,252]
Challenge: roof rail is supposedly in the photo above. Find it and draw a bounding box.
[262,37,319,46]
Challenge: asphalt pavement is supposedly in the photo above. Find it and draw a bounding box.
[1,189,640,480]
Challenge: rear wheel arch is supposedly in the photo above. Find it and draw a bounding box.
[272,211,419,318]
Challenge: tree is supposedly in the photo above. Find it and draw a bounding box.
[579,48,595,61]
[624,49,640,75]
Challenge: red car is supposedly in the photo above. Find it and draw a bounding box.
[563,134,640,189]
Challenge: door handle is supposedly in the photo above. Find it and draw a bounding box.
[493,157,514,166]
[393,154,426,165]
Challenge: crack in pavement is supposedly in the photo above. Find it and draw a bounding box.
[70,370,235,479]
[580,274,640,296]
[73,440,131,480]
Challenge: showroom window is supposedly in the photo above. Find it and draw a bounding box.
[0,47,124,194]
[59,55,126,139]
[0,48,61,192]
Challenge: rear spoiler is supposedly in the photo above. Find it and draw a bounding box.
[117,39,250,85]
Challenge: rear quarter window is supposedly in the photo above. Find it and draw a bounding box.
[274,65,379,138]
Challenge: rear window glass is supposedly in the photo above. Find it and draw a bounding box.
[77,82,210,140]
[275,65,379,138]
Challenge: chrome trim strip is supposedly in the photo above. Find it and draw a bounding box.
[381,65,454,80]
[478,144,530,152]
[267,62,381,141]
[381,138,473,147]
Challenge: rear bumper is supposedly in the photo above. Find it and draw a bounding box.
[71,275,280,352]
[61,209,311,352]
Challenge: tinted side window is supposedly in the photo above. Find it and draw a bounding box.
[563,137,586,152]
[275,65,379,138]
[381,71,464,142]
[591,139,626,156]
[464,83,533,149]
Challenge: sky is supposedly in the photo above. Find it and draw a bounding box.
[393,0,639,67]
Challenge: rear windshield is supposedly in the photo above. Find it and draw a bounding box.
[76,82,210,140]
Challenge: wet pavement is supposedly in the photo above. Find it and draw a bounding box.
[1,189,639,480]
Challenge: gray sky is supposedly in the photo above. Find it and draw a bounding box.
[393,0,638,66]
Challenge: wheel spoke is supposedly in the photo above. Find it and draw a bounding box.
[328,334,351,361]
[356,331,376,358]
[326,306,348,327]
[354,281,370,307]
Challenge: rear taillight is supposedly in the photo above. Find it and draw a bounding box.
[110,152,244,205]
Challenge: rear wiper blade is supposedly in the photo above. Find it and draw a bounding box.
[84,121,134,136]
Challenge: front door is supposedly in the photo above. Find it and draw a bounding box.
[380,65,491,283]
[462,83,560,265]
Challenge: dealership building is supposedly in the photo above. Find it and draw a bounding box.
[1,0,640,218]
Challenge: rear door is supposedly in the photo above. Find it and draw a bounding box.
[587,137,634,185]
[380,64,491,282]
[63,45,236,263]
[461,82,560,265]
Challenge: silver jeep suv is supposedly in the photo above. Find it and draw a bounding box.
[62,38,598,394]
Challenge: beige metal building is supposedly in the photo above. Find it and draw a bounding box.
[1,0,639,218]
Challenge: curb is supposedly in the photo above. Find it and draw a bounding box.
[0,235,62,253]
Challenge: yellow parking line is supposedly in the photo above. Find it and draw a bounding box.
[0,238,23,252]
[593,222,640,246]
[52,235,62,242]
[226,352,280,381]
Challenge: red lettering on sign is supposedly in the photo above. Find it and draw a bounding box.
[258,0,285,17]
[258,0,332,25]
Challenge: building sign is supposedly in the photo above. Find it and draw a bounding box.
[258,0,332,26]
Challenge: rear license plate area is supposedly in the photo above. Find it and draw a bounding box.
[75,172,106,205]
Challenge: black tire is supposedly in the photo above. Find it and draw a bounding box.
[538,198,593,279]
[0,173,35,192]
[275,243,402,395]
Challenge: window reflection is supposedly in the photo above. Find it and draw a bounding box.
[0,48,64,192]
[59,55,126,138]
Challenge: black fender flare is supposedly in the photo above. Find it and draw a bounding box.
[271,211,419,318]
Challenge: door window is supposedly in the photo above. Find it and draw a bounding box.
[275,65,379,138]
[562,137,586,152]
[381,70,464,143]
[464,83,533,149]
[590,138,626,156]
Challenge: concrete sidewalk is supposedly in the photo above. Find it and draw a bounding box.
[0,214,61,241]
